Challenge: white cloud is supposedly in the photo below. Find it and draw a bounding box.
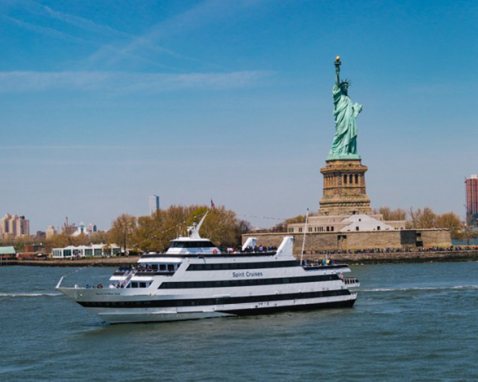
[1,14,88,44]
[0,70,273,93]
[85,0,268,70]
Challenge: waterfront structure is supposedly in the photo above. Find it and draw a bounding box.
[17,244,47,259]
[243,57,451,252]
[0,246,16,260]
[52,244,121,258]
[57,215,359,324]
[0,214,30,239]
[149,195,160,215]
[465,175,478,226]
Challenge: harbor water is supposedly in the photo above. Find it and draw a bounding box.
[1,262,477,381]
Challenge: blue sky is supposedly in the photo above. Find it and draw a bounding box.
[1,0,477,232]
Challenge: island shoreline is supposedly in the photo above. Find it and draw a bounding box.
[1,250,478,266]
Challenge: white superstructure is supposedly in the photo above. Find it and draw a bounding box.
[57,215,359,324]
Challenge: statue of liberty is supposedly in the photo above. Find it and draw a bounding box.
[327,56,363,160]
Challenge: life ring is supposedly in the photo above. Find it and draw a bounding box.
[212,249,218,254]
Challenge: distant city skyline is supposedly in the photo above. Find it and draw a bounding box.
[1,1,477,231]
[0,213,30,238]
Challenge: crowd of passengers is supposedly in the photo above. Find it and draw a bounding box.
[229,245,277,253]
[116,264,176,274]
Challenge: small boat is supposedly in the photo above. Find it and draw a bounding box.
[57,214,359,324]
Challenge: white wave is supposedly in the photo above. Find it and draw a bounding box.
[0,292,62,297]
[362,285,478,292]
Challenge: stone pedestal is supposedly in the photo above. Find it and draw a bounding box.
[319,159,372,216]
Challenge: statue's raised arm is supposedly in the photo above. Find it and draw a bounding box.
[327,56,363,161]
[335,56,341,85]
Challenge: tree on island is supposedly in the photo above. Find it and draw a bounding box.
[270,215,306,233]
[108,214,138,254]
[374,207,407,221]
[132,205,250,252]
[44,232,90,253]
[408,208,463,239]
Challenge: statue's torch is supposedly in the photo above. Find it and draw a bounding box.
[335,55,341,68]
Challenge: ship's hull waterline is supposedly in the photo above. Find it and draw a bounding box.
[79,294,357,324]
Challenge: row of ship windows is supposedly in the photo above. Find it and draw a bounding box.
[169,241,215,248]
[159,274,339,289]
[135,264,179,272]
[187,261,299,271]
[127,281,153,288]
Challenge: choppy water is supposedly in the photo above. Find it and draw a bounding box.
[1,262,478,382]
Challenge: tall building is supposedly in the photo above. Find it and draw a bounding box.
[46,225,57,239]
[465,175,478,226]
[149,195,160,215]
[0,214,30,238]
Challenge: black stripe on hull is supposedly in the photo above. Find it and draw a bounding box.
[159,274,340,289]
[77,289,352,308]
[220,298,356,316]
[104,299,357,324]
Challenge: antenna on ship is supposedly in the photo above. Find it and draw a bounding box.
[300,208,309,265]
[187,211,209,239]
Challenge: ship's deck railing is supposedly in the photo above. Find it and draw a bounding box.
[302,260,349,270]
[344,276,359,285]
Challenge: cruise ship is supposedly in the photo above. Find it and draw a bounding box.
[57,215,359,324]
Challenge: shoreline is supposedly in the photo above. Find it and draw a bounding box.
[302,250,478,264]
[0,257,140,267]
[1,250,478,266]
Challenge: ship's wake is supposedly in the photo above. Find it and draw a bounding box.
[0,292,61,298]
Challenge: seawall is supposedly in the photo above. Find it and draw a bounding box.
[301,250,478,264]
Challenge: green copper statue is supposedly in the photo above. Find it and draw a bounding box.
[327,56,362,160]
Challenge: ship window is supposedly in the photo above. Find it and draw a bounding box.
[167,264,174,272]
[139,282,147,288]
[131,282,138,288]
[159,264,166,271]
[170,241,215,248]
